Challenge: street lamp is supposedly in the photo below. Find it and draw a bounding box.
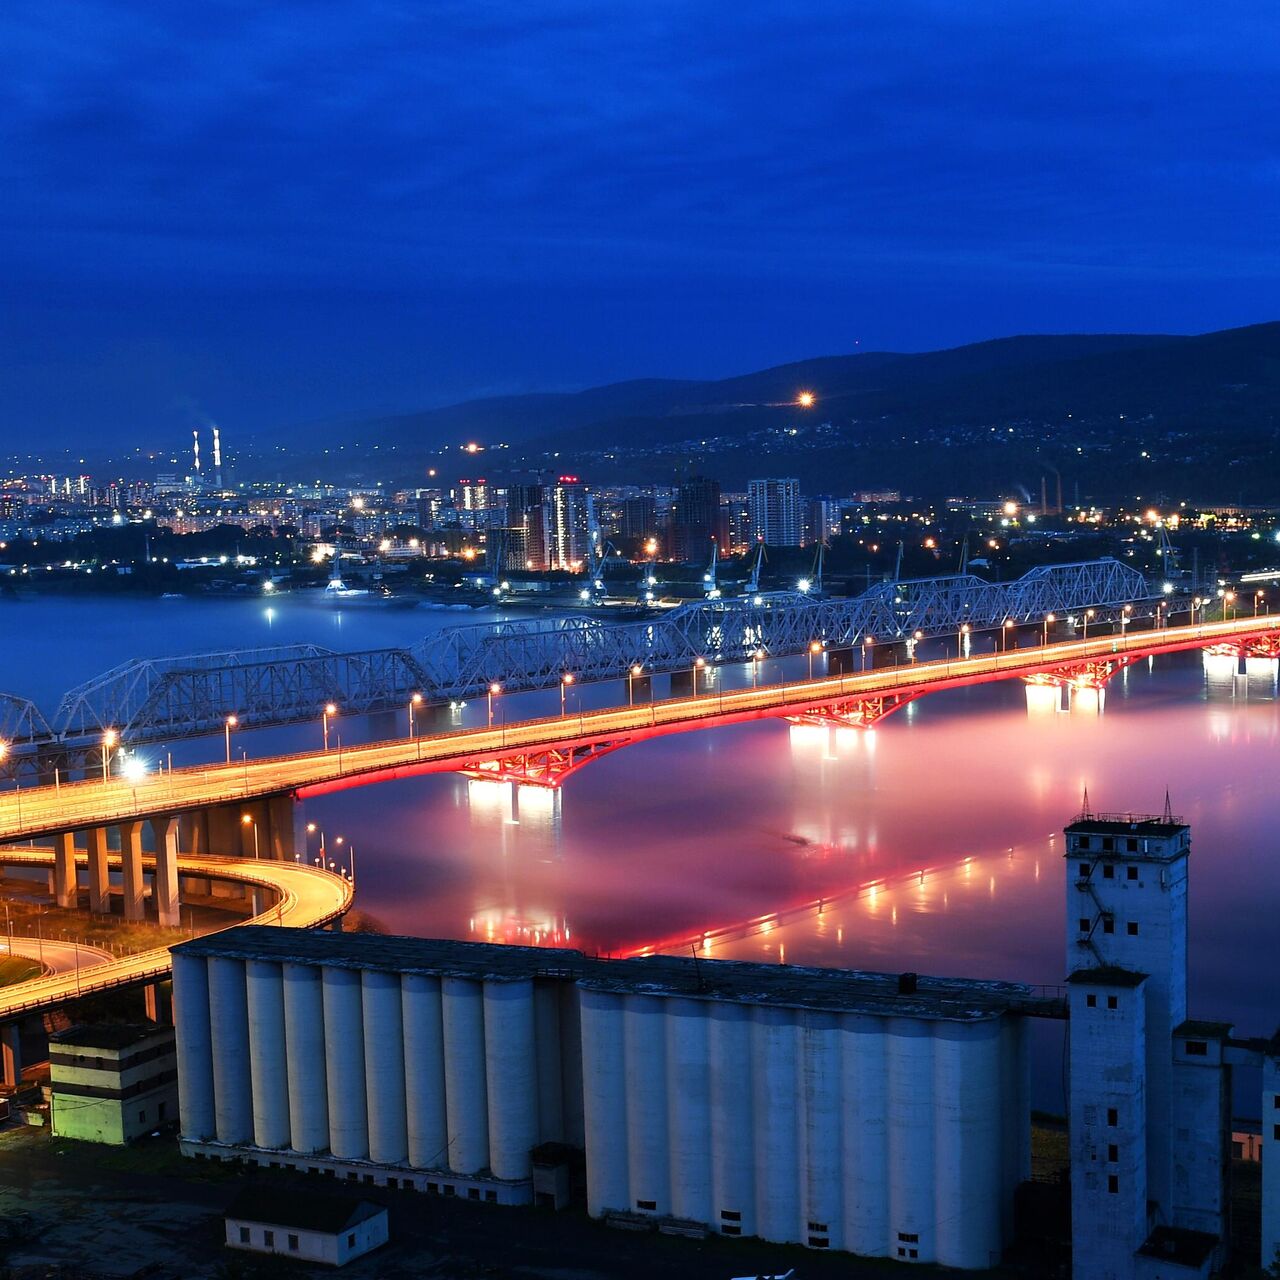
[1042,613,1055,647]
[241,813,259,860]
[694,656,707,694]
[628,664,643,704]
[959,622,970,657]
[1083,608,1095,640]
[1002,619,1014,652]
[752,650,765,687]
[1256,589,1266,617]
[408,692,423,738]
[808,641,822,680]
[322,703,337,751]
[224,715,238,764]
[487,683,501,727]
[1225,590,1236,620]
[101,729,118,782]
[862,635,875,671]
[1121,604,1132,636]
[560,673,574,716]
[911,630,924,664]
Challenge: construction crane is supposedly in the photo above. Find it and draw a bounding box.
[743,540,767,599]
[798,542,825,596]
[702,540,721,599]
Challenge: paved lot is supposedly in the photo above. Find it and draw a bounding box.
[0,1126,1009,1279]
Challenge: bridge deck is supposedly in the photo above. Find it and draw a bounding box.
[0,615,1274,847]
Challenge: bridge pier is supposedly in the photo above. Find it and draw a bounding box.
[180,809,210,857]
[150,816,181,927]
[1,1023,21,1089]
[119,820,146,921]
[51,832,78,908]
[87,827,111,914]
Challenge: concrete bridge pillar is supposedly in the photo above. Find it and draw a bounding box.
[87,827,111,914]
[0,1023,21,1089]
[51,832,78,908]
[179,809,210,857]
[204,804,241,857]
[267,794,302,860]
[118,820,146,921]
[150,816,180,928]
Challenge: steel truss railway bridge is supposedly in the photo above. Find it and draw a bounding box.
[2,558,1170,780]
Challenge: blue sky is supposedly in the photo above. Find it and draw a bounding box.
[2,1,1277,445]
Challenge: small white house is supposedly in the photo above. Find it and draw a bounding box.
[224,1189,388,1268]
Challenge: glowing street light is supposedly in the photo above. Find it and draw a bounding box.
[1042,613,1056,647]
[1121,603,1132,635]
[0,741,7,765]
[322,703,337,751]
[560,673,574,716]
[102,729,118,782]
[408,691,423,738]
[628,664,643,705]
[959,622,970,657]
[1256,589,1266,617]
[694,655,707,694]
[241,812,259,859]
[487,683,501,727]
[224,714,238,764]
[862,635,875,671]
[911,629,924,663]
[1001,619,1014,652]
[752,650,765,687]
[1083,608,1095,641]
[808,640,822,680]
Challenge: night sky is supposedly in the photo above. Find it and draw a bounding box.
[2,2,1277,444]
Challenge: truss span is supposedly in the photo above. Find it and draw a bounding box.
[5,558,1156,762]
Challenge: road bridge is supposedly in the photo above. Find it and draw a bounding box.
[0,613,1272,845]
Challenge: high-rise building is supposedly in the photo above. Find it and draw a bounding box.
[620,495,656,543]
[672,475,721,563]
[542,476,592,571]
[748,478,803,547]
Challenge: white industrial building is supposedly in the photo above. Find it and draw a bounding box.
[223,1188,387,1266]
[174,931,1043,1268]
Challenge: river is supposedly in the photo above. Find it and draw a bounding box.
[3,592,1277,1106]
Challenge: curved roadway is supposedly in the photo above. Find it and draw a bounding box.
[0,848,351,1019]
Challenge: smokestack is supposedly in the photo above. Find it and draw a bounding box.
[212,426,222,488]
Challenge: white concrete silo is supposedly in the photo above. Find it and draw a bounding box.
[173,953,216,1141]
[441,977,489,1174]
[207,955,253,1146]
[362,970,408,1165]
[887,1017,936,1261]
[624,994,670,1214]
[799,1010,842,1250]
[245,959,291,1150]
[483,978,538,1181]
[401,973,448,1169]
[322,965,369,1159]
[282,963,329,1153]
[709,1001,755,1236]
[840,1013,889,1254]
[933,1020,1002,1269]
[578,986,628,1217]
[664,997,711,1226]
[752,1005,801,1243]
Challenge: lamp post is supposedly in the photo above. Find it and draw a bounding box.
[693,656,707,694]
[628,665,642,704]
[241,813,259,860]
[224,715,237,764]
[322,703,337,751]
[408,692,422,738]
[1257,589,1266,617]
[1042,613,1055,647]
[959,622,970,658]
[863,635,874,671]
[1083,608,1095,641]
[487,683,501,727]
[1121,604,1132,637]
[808,641,822,681]
[1225,590,1236,620]
[101,729,118,782]
[1002,619,1014,652]
[752,651,764,687]
[911,630,923,663]
[560,673,574,717]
